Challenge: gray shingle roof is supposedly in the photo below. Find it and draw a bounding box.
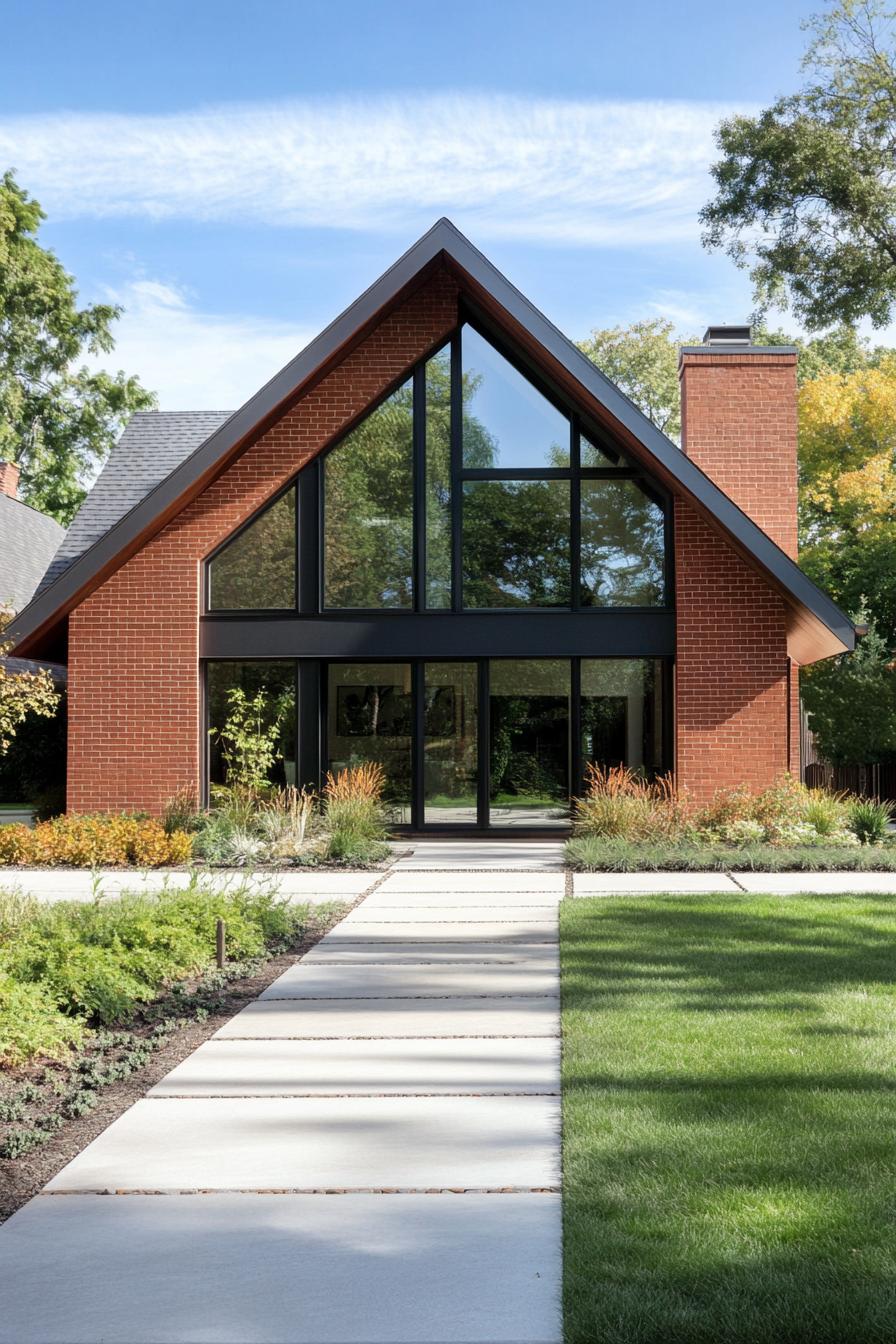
[37,411,233,595]
[0,494,65,612]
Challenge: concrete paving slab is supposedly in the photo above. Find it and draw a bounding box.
[377,871,564,894]
[1,868,374,904]
[733,871,896,894]
[259,962,558,999]
[572,872,742,894]
[363,889,563,907]
[214,996,560,1039]
[392,840,565,871]
[0,1193,561,1343]
[46,1096,561,1193]
[304,939,560,964]
[323,919,558,942]
[340,904,560,923]
[149,1037,560,1096]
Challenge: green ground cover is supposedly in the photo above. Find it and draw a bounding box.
[561,893,896,1343]
[0,881,344,1066]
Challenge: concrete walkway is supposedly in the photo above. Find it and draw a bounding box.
[0,870,563,1343]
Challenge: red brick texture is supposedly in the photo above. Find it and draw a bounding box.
[679,350,798,560]
[674,501,795,800]
[67,269,459,813]
[676,348,800,801]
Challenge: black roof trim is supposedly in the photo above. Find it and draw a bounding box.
[10,218,854,657]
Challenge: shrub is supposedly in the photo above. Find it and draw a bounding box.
[848,797,893,845]
[571,765,684,841]
[323,763,389,862]
[209,687,282,792]
[691,774,858,847]
[0,814,193,868]
[0,877,334,1064]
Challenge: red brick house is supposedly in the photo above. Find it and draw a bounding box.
[10,221,853,829]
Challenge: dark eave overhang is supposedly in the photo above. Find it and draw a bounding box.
[10,218,854,665]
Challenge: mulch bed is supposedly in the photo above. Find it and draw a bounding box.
[0,914,344,1224]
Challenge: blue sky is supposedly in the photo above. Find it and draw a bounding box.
[2,0,822,409]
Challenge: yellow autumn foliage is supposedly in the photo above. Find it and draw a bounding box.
[799,356,896,535]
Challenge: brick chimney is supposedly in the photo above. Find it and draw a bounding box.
[678,327,798,559]
[0,461,20,500]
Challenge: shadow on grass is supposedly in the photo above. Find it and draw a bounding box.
[561,895,896,1344]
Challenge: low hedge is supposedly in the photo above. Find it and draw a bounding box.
[565,836,896,872]
[0,814,193,868]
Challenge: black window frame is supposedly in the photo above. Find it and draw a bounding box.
[202,654,674,829]
[201,317,674,619]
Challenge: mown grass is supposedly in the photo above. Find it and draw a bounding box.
[561,894,896,1343]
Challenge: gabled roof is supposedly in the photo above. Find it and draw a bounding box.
[0,494,65,612]
[10,218,854,663]
[37,411,232,596]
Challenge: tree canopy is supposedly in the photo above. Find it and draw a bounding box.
[701,1,896,329]
[578,319,692,441]
[0,171,154,524]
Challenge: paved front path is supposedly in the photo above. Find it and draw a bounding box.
[0,870,563,1343]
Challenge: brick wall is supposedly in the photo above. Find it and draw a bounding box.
[67,268,459,813]
[674,501,792,800]
[679,349,798,560]
[675,345,799,800]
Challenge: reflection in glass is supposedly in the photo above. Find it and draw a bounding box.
[323,382,413,608]
[581,436,624,468]
[462,326,569,469]
[327,663,412,824]
[425,349,452,608]
[489,660,570,827]
[423,663,478,825]
[580,659,664,775]
[208,488,296,610]
[463,479,571,608]
[207,661,297,789]
[580,478,665,606]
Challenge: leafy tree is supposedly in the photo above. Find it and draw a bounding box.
[578,319,693,440]
[209,686,283,793]
[701,1,896,328]
[0,171,154,524]
[0,641,60,754]
[802,613,896,762]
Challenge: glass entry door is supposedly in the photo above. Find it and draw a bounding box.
[487,659,570,828]
[326,662,413,824]
[322,657,664,830]
[423,662,479,826]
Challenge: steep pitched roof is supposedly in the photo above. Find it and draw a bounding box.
[0,494,65,612]
[10,218,854,663]
[37,411,232,596]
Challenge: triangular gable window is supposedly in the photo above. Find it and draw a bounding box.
[207,486,297,610]
[461,326,570,468]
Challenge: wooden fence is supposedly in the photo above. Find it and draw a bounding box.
[804,762,896,801]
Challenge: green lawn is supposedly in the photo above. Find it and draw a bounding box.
[561,894,896,1344]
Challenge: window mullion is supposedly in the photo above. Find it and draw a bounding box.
[413,363,426,612]
[451,331,463,612]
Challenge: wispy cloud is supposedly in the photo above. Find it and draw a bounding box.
[91,279,313,409]
[0,94,746,246]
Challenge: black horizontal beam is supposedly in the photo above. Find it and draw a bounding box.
[200,611,676,660]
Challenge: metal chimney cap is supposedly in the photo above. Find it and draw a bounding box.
[702,324,753,345]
